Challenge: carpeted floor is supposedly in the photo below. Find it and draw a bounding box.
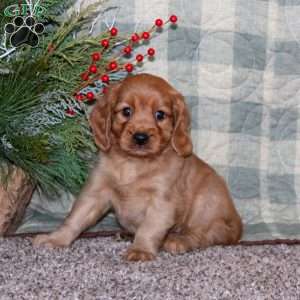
[0,236,300,300]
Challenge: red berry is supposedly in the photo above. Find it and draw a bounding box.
[101,39,109,48]
[125,63,134,72]
[109,61,118,70]
[81,72,89,81]
[169,15,178,23]
[86,92,95,101]
[131,33,139,42]
[155,18,163,27]
[147,48,155,56]
[101,74,110,83]
[75,93,85,101]
[91,52,101,61]
[123,46,132,55]
[102,87,108,94]
[89,64,98,73]
[142,31,150,40]
[65,108,76,116]
[110,27,118,36]
[136,54,144,62]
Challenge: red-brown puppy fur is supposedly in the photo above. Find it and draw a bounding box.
[33,74,243,261]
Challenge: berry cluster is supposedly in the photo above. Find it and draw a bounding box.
[72,15,178,106]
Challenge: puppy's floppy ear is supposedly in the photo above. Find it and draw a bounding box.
[89,83,121,152]
[171,90,193,157]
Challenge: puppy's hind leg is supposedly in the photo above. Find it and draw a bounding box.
[162,227,208,254]
[203,219,242,246]
[163,219,242,254]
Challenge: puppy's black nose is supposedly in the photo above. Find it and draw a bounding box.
[133,132,149,145]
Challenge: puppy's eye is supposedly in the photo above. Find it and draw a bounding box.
[155,110,165,121]
[122,107,132,118]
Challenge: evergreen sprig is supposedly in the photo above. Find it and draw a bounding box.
[0,57,96,195]
[0,0,112,195]
[0,0,171,196]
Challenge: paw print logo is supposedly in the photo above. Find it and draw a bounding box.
[4,16,44,48]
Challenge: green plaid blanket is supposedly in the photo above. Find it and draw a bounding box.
[17,0,300,241]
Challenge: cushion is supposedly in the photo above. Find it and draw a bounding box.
[17,0,300,241]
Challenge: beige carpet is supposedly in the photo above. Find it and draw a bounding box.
[1,236,300,299]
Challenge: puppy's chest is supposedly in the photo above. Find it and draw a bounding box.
[108,162,160,232]
[108,159,160,192]
[112,184,154,232]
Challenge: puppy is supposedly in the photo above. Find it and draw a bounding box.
[33,73,243,261]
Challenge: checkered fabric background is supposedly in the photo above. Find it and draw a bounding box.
[18,0,300,241]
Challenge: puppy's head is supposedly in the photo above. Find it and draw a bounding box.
[90,73,192,157]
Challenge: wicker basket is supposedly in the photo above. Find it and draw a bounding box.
[0,167,35,236]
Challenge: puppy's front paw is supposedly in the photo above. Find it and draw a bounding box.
[163,234,189,254]
[32,233,71,248]
[124,248,155,262]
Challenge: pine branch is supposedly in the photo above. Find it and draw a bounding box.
[0,0,175,196]
[0,1,109,195]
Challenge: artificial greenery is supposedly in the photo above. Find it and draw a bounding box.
[0,0,170,196]
[0,0,129,195]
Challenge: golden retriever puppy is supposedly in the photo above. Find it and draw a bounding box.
[33,73,243,261]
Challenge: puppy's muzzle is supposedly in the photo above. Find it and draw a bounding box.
[133,132,149,146]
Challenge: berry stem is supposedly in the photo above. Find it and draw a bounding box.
[73,17,174,96]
